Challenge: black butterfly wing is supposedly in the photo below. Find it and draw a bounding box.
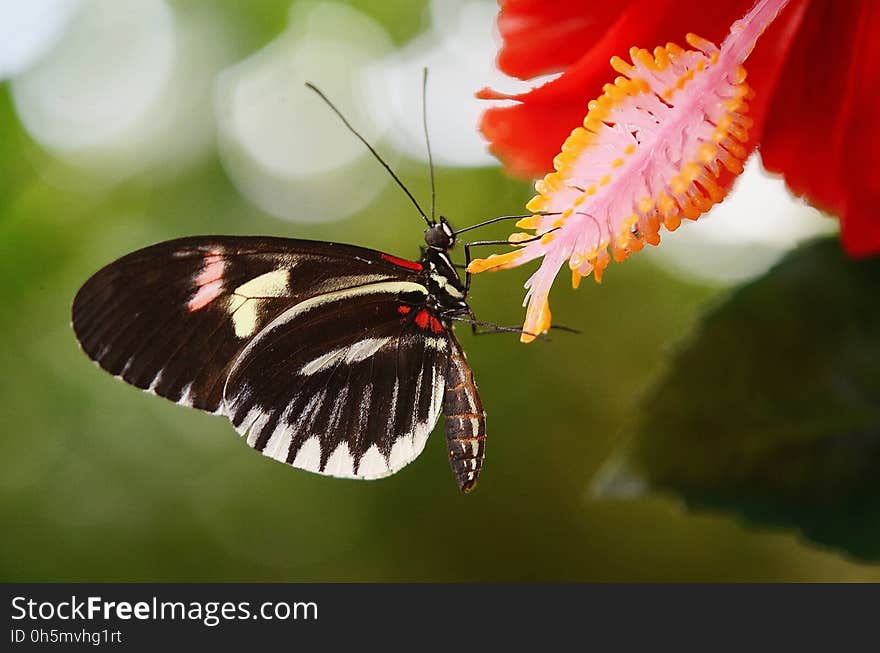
[72,236,423,413]
[222,285,452,479]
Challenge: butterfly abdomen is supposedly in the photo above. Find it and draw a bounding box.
[443,339,486,493]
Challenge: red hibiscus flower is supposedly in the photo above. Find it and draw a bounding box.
[479,0,880,257]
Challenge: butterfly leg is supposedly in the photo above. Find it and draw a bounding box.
[443,311,551,342]
[462,228,559,295]
[443,310,580,341]
[452,211,561,239]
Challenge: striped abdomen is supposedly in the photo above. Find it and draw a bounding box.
[443,338,486,493]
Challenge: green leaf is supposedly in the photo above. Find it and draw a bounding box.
[594,237,880,560]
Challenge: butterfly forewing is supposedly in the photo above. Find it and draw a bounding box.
[222,283,451,479]
[72,236,422,412]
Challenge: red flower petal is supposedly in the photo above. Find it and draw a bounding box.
[839,4,880,255]
[481,0,756,178]
[495,0,618,79]
[746,3,810,126]
[760,0,880,256]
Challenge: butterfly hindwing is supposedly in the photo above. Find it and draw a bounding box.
[222,283,452,479]
[72,236,423,413]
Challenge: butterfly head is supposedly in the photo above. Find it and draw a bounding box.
[424,216,456,251]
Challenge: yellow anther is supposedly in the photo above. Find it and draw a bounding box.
[536,174,562,195]
[723,98,744,112]
[682,162,701,181]
[699,175,723,202]
[637,197,655,214]
[516,214,542,229]
[685,33,718,55]
[610,55,635,77]
[675,69,695,90]
[735,114,754,129]
[633,78,650,93]
[592,249,611,283]
[658,193,677,214]
[524,195,546,213]
[633,48,656,70]
[467,250,523,273]
[521,298,551,344]
[653,46,670,70]
[671,174,689,195]
[682,197,701,220]
[697,142,717,163]
[719,150,743,174]
[664,213,682,231]
[611,241,630,262]
[723,139,747,159]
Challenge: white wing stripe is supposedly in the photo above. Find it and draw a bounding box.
[299,337,391,376]
[264,424,293,460]
[357,445,389,479]
[299,349,346,377]
[292,436,322,471]
[323,442,355,478]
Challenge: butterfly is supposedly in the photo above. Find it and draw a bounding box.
[70,79,541,493]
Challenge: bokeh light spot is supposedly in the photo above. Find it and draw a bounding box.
[215,2,395,223]
[0,0,81,80]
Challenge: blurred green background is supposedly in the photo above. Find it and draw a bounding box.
[2,0,876,581]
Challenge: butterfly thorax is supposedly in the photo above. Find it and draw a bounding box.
[421,247,467,315]
[420,217,467,316]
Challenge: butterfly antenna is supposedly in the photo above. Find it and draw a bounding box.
[304,82,432,227]
[422,68,436,224]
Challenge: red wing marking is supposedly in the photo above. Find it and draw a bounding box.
[381,253,423,271]
[414,309,430,329]
[397,305,412,315]
[412,309,445,333]
[428,315,444,333]
[187,250,225,312]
